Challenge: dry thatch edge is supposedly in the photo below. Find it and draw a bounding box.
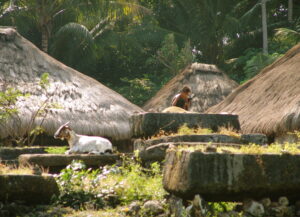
[0,27,144,141]
[207,43,300,137]
[143,63,238,113]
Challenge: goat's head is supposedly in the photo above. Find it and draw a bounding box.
[54,122,72,140]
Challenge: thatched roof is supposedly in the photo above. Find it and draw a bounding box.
[207,43,300,137]
[143,63,238,112]
[0,27,144,141]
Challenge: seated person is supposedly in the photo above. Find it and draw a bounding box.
[171,86,192,110]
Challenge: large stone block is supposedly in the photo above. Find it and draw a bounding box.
[163,150,300,201]
[0,147,51,161]
[131,113,240,138]
[134,134,242,151]
[0,174,59,204]
[19,154,120,172]
[138,142,240,164]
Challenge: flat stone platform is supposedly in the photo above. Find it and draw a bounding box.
[0,146,59,161]
[19,154,120,172]
[131,113,240,138]
[0,174,59,204]
[135,134,268,164]
[163,149,300,202]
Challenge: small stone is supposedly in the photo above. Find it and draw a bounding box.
[142,200,164,215]
[278,196,289,206]
[243,200,264,217]
[218,211,239,217]
[32,165,42,175]
[205,146,217,152]
[128,201,141,214]
[260,198,271,208]
[168,195,184,217]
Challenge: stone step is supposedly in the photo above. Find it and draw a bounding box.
[0,146,68,161]
[19,154,120,173]
[163,149,300,202]
[135,134,268,151]
[131,113,240,138]
[139,142,241,164]
[0,174,59,204]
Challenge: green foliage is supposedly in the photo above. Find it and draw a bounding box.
[0,73,61,146]
[116,77,156,106]
[54,160,105,210]
[45,146,68,154]
[39,72,50,89]
[227,48,283,83]
[207,202,237,216]
[177,124,213,135]
[242,52,282,83]
[0,88,28,122]
[150,33,193,76]
[108,157,165,204]
[54,157,167,209]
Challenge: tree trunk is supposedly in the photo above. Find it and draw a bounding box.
[41,26,49,53]
[261,0,268,55]
[288,0,293,23]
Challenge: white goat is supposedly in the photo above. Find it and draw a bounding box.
[54,122,113,155]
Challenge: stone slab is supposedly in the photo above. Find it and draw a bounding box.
[0,147,49,161]
[0,174,59,204]
[134,134,242,151]
[131,113,240,138]
[139,142,240,164]
[19,154,120,172]
[163,150,300,202]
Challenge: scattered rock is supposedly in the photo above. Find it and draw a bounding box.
[243,200,264,217]
[127,201,141,216]
[205,146,217,152]
[187,194,207,217]
[168,195,184,217]
[278,196,289,206]
[142,200,164,216]
[217,211,239,217]
[260,197,271,208]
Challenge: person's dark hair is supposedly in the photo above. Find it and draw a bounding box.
[181,86,191,93]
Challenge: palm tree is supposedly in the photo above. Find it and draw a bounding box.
[261,0,268,54]
[288,0,293,23]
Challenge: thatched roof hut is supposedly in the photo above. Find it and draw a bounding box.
[143,63,238,112]
[0,27,143,142]
[207,43,300,140]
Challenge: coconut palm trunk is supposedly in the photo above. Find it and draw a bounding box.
[41,26,49,53]
[261,0,268,54]
[288,0,293,23]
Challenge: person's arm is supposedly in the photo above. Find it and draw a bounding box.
[171,94,180,106]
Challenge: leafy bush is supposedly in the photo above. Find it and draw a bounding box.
[54,161,105,210]
[45,146,68,154]
[54,157,167,210]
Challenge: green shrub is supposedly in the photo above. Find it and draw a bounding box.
[45,146,68,154]
[54,157,167,210]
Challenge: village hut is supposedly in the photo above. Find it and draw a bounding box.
[143,63,238,112]
[207,43,300,142]
[0,27,144,146]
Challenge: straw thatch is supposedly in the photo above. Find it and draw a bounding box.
[143,63,238,112]
[0,27,144,141]
[207,43,300,138]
